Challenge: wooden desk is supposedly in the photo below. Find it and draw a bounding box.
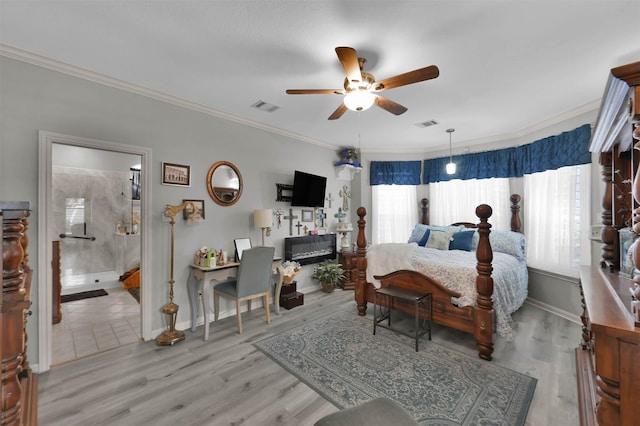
[188,258,283,341]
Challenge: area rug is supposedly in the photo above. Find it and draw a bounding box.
[127,287,140,303]
[60,288,108,303]
[254,310,536,425]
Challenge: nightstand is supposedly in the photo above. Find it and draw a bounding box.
[338,251,357,290]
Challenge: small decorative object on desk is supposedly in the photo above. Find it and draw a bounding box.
[195,246,219,267]
[282,260,301,284]
[195,246,209,266]
[208,248,218,267]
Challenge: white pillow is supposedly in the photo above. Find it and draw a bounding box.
[426,230,452,250]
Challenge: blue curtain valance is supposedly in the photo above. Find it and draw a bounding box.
[370,160,422,185]
[422,124,591,184]
[423,148,519,183]
[514,123,591,175]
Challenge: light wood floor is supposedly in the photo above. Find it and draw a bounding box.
[38,290,581,425]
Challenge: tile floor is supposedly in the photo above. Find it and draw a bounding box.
[52,282,142,366]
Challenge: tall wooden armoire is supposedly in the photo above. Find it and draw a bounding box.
[576,62,640,426]
[1,201,37,425]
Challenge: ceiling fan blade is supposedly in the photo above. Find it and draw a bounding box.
[374,65,440,91]
[328,103,348,120]
[286,89,343,95]
[335,47,362,86]
[374,96,408,115]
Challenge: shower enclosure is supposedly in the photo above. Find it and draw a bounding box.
[53,165,141,293]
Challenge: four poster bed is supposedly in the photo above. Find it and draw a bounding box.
[351,194,526,361]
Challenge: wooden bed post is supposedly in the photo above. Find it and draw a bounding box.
[474,204,494,361]
[599,152,616,270]
[420,198,429,225]
[509,194,521,233]
[355,207,368,316]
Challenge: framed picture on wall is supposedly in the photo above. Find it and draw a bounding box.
[301,209,314,222]
[619,228,636,278]
[183,199,204,223]
[162,162,191,187]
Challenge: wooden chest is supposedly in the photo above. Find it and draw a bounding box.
[280,282,304,310]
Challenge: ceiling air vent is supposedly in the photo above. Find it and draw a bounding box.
[415,119,439,128]
[251,100,280,113]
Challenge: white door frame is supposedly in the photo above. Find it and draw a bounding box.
[37,131,153,372]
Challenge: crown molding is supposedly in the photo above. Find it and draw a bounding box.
[0,44,334,150]
[365,99,600,155]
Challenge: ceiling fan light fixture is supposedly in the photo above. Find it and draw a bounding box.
[344,90,375,111]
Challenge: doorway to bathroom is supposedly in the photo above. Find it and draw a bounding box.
[51,144,143,365]
[38,131,153,372]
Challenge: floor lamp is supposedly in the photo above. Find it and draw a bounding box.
[156,201,194,346]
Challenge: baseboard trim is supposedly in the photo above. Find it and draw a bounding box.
[525,297,581,325]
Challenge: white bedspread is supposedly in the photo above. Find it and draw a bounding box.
[366,243,528,339]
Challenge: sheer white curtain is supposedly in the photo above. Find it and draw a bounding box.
[524,164,591,277]
[429,178,511,230]
[371,185,419,244]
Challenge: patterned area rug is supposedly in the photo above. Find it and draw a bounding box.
[254,310,536,425]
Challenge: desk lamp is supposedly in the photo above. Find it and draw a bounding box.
[254,209,273,246]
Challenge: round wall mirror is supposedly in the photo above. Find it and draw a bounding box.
[207,161,243,206]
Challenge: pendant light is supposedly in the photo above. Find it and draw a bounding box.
[446,128,456,175]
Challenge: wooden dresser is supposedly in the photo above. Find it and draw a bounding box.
[577,267,640,425]
[580,61,640,425]
[1,202,37,425]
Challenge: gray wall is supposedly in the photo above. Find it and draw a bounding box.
[0,56,353,366]
[1,55,602,367]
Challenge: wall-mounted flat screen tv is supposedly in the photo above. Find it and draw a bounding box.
[291,170,327,207]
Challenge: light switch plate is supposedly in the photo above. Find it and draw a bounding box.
[590,225,604,242]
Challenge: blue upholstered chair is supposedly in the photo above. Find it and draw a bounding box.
[213,246,275,334]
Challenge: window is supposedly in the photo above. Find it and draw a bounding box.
[371,185,418,244]
[65,197,86,235]
[524,164,591,277]
[429,178,511,230]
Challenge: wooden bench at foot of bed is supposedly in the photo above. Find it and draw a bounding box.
[353,204,496,361]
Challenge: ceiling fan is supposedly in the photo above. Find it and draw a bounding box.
[286,46,439,120]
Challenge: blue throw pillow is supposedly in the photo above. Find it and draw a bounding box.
[449,230,476,251]
[417,229,431,246]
